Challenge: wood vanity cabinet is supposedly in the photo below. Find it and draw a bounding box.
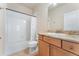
[39,35,43,40]
[38,34,77,56]
[50,45,75,56]
[43,36,61,47]
[38,40,49,56]
[62,41,79,55]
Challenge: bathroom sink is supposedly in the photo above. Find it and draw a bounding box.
[66,35,79,38]
[46,32,67,36]
[45,32,79,39]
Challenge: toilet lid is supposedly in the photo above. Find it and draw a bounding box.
[28,41,37,45]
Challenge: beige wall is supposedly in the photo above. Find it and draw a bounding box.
[33,3,48,33]
[48,3,79,32]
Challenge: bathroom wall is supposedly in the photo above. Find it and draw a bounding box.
[48,3,79,32]
[33,3,49,33]
[0,3,7,55]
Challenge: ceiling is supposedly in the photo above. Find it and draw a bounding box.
[19,3,65,10]
[20,3,41,10]
[48,3,66,10]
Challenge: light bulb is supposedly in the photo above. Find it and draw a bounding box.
[53,3,57,6]
[49,2,57,6]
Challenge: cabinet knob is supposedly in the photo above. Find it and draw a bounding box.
[70,47,73,49]
[70,46,73,50]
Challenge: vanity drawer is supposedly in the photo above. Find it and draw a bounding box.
[62,41,79,55]
[43,36,61,47]
[50,45,75,56]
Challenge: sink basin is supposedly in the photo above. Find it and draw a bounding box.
[46,33,67,36]
[66,35,79,38]
[46,32,79,39]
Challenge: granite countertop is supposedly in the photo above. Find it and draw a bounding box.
[39,32,79,43]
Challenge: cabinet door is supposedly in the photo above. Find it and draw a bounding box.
[50,45,75,56]
[43,36,61,47]
[62,41,79,55]
[38,40,49,56]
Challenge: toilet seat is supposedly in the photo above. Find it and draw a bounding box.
[28,41,37,47]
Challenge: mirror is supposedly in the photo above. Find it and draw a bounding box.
[48,3,79,32]
[64,10,79,31]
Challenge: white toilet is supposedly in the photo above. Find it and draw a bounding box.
[27,41,38,55]
[28,41,37,47]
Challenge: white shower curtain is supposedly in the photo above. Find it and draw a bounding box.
[5,10,31,55]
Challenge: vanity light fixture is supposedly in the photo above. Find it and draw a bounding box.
[53,2,57,6]
[49,2,57,6]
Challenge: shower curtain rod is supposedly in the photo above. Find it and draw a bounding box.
[6,8,36,17]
